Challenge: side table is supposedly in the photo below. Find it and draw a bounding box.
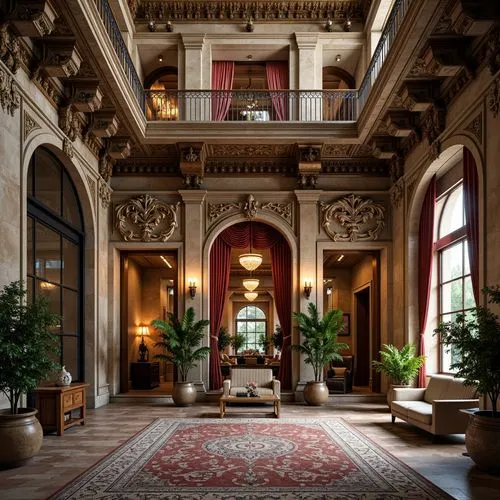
[35,383,89,435]
[131,362,160,389]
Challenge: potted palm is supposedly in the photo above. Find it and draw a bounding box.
[291,303,348,405]
[435,286,500,474]
[230,333,246,363]
[272,325,283,356]
[217,326,231,353]
[152,307,210,406]
[0,281,60,468]
[372,343,425,406]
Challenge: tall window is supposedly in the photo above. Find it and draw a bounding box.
[435,182,475,372]
[236,306,266,351]
[27,147,84,381]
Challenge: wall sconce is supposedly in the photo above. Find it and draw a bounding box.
[304,280,312,299]
[245,18,255,32]
[137,325,150,362]
[325,19,334,32]
[343,17,352,32]
[326,286,333,295]
[188,279,197,299]
[165,19,174,32]
[335,54,342,62]
[147,19,157,32]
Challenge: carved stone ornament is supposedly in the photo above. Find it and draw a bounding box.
[23,111,41,140]
[390,178,404,209]
[321,194,385,242]
[0,25,23,74]
[58,105,80,142]
[115,194,179,242]
[208,202,242,222]
[243,194,259,218]
[464,113,483,143]
[0,66,21,116]
[488,78,500,118]
[63,137,74,159]
[485,30,500,76]
[98,180,111,209]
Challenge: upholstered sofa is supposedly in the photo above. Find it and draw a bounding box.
[391,374,479,435]
[223,367,280,397]
[326,355,355,393]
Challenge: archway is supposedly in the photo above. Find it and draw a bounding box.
[208,221,292,390]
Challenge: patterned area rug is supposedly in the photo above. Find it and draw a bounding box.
[51,418,452,499]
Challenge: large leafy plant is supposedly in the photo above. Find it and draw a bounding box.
[230,333,246,354]
[152,307,210,382]
[272,325,284,353]
[291,303,348,382]
[372,343,425,385]
[435,286,500,418]
[217,326,231,352]
[0,281,60,414]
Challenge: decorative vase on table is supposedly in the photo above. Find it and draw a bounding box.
[246,381,259,397]
[56,366,72,387]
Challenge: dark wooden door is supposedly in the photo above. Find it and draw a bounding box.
[355,288,370,386]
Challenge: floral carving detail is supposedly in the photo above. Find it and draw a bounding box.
[321,194,385,242]
[99,180,111,209]
[23,111,40,140]
[390,178,404,209]
[261,202,292,224]
[0,66,21,116]
[63,137,74,159]
[464,114,482,143]
[208,202,242,222]
[488,78,500,118]
[115,194,179,242]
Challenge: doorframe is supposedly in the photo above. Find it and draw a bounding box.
[352,282,373,389]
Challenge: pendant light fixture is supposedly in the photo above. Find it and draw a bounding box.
[238,220,263,271]
[242,277,259,292]
[244,291,258,301]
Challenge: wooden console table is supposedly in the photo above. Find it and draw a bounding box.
[131,362,160,389]
[35,383,89,435]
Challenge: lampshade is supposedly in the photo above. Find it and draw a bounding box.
[244,291,258,302]
[138,325,150,336]
[242,277,259,292]
[239,253,263,271]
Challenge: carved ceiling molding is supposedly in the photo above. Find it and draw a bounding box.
[204,159,295,175]
[207,144,293,158]
[487,77,500,118]
[135,0,366,22]
[207,194,293,227]
[23,111,41,140]
[321,144,351,157]
[114,159,179,175]
[464,113,483,144]
[321,160,389,176]
[390,178,404,209]
[320,194,385,242]
[115,194,179,242]
[0,66,21,116]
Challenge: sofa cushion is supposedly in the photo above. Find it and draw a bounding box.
[391,400,428,417]
[230,368,273,388]
[407,402,433,425]
[333,367,347,376]
[424,375,477,404]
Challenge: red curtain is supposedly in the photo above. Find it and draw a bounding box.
[212,61,234,121]
[209,222,292,390]
[209,237,232,390]
[417,175,436,387]
[265,62,289,121]
[463,148,479,304]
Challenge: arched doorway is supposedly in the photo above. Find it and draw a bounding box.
[208,221,292,390]
[26,146,85,381]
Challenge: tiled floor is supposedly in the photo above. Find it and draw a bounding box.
[0,401,499,499]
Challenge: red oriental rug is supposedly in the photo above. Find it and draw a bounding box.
[51,418,452,499]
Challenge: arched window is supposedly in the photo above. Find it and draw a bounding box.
[236,305,266,351]
[26,147,84,381]
[435,182,475,372]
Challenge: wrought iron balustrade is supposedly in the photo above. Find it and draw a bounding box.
[94,0,145,111]
[358,0,412,111]
[145,89,357,122]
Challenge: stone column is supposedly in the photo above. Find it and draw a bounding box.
[295,33,321,121]
[294,190,322,399]
[181,34,208,120]
[179,190,207,392]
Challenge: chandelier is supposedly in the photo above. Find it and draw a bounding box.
[244,291,258,301]
[238,220,262,271]
[242,277,259,292]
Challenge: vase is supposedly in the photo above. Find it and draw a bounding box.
[303,381,329,406]
[56,366,72,387]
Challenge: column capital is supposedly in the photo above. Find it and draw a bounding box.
[179,190,207,204]
[181,34,206,50]
[294,190,322,204]
[295,33,319,50]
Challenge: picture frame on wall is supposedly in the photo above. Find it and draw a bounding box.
[340,313,350,336]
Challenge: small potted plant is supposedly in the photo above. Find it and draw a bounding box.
[372,343,425,406]
[152,307,210,406]
[217,326,231,353]
[230,333,246,363]
[291,303,348,405]
[272,325,283,355]
[435,286,500,474]
[0,281,60,468]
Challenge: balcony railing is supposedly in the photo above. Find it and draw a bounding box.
[145,89,358,122]
[358,0,412,111]
[94,0,145,111]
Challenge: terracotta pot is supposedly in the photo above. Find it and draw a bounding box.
[172,381,197,406]
[0,408,43,468]
[387,384,410,407]
[465,411,500,475]
[303,381,329,406]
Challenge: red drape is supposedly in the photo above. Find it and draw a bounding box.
[463,148,479,304]
[212,61,234,121]
[418,175,436,388]
[265,62,289,121]
[209,222,292,390]
[209,237,232,390]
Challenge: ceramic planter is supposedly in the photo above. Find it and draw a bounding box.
[303,381,329,406]
[465,411,500,475]
[172,381,197,406]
